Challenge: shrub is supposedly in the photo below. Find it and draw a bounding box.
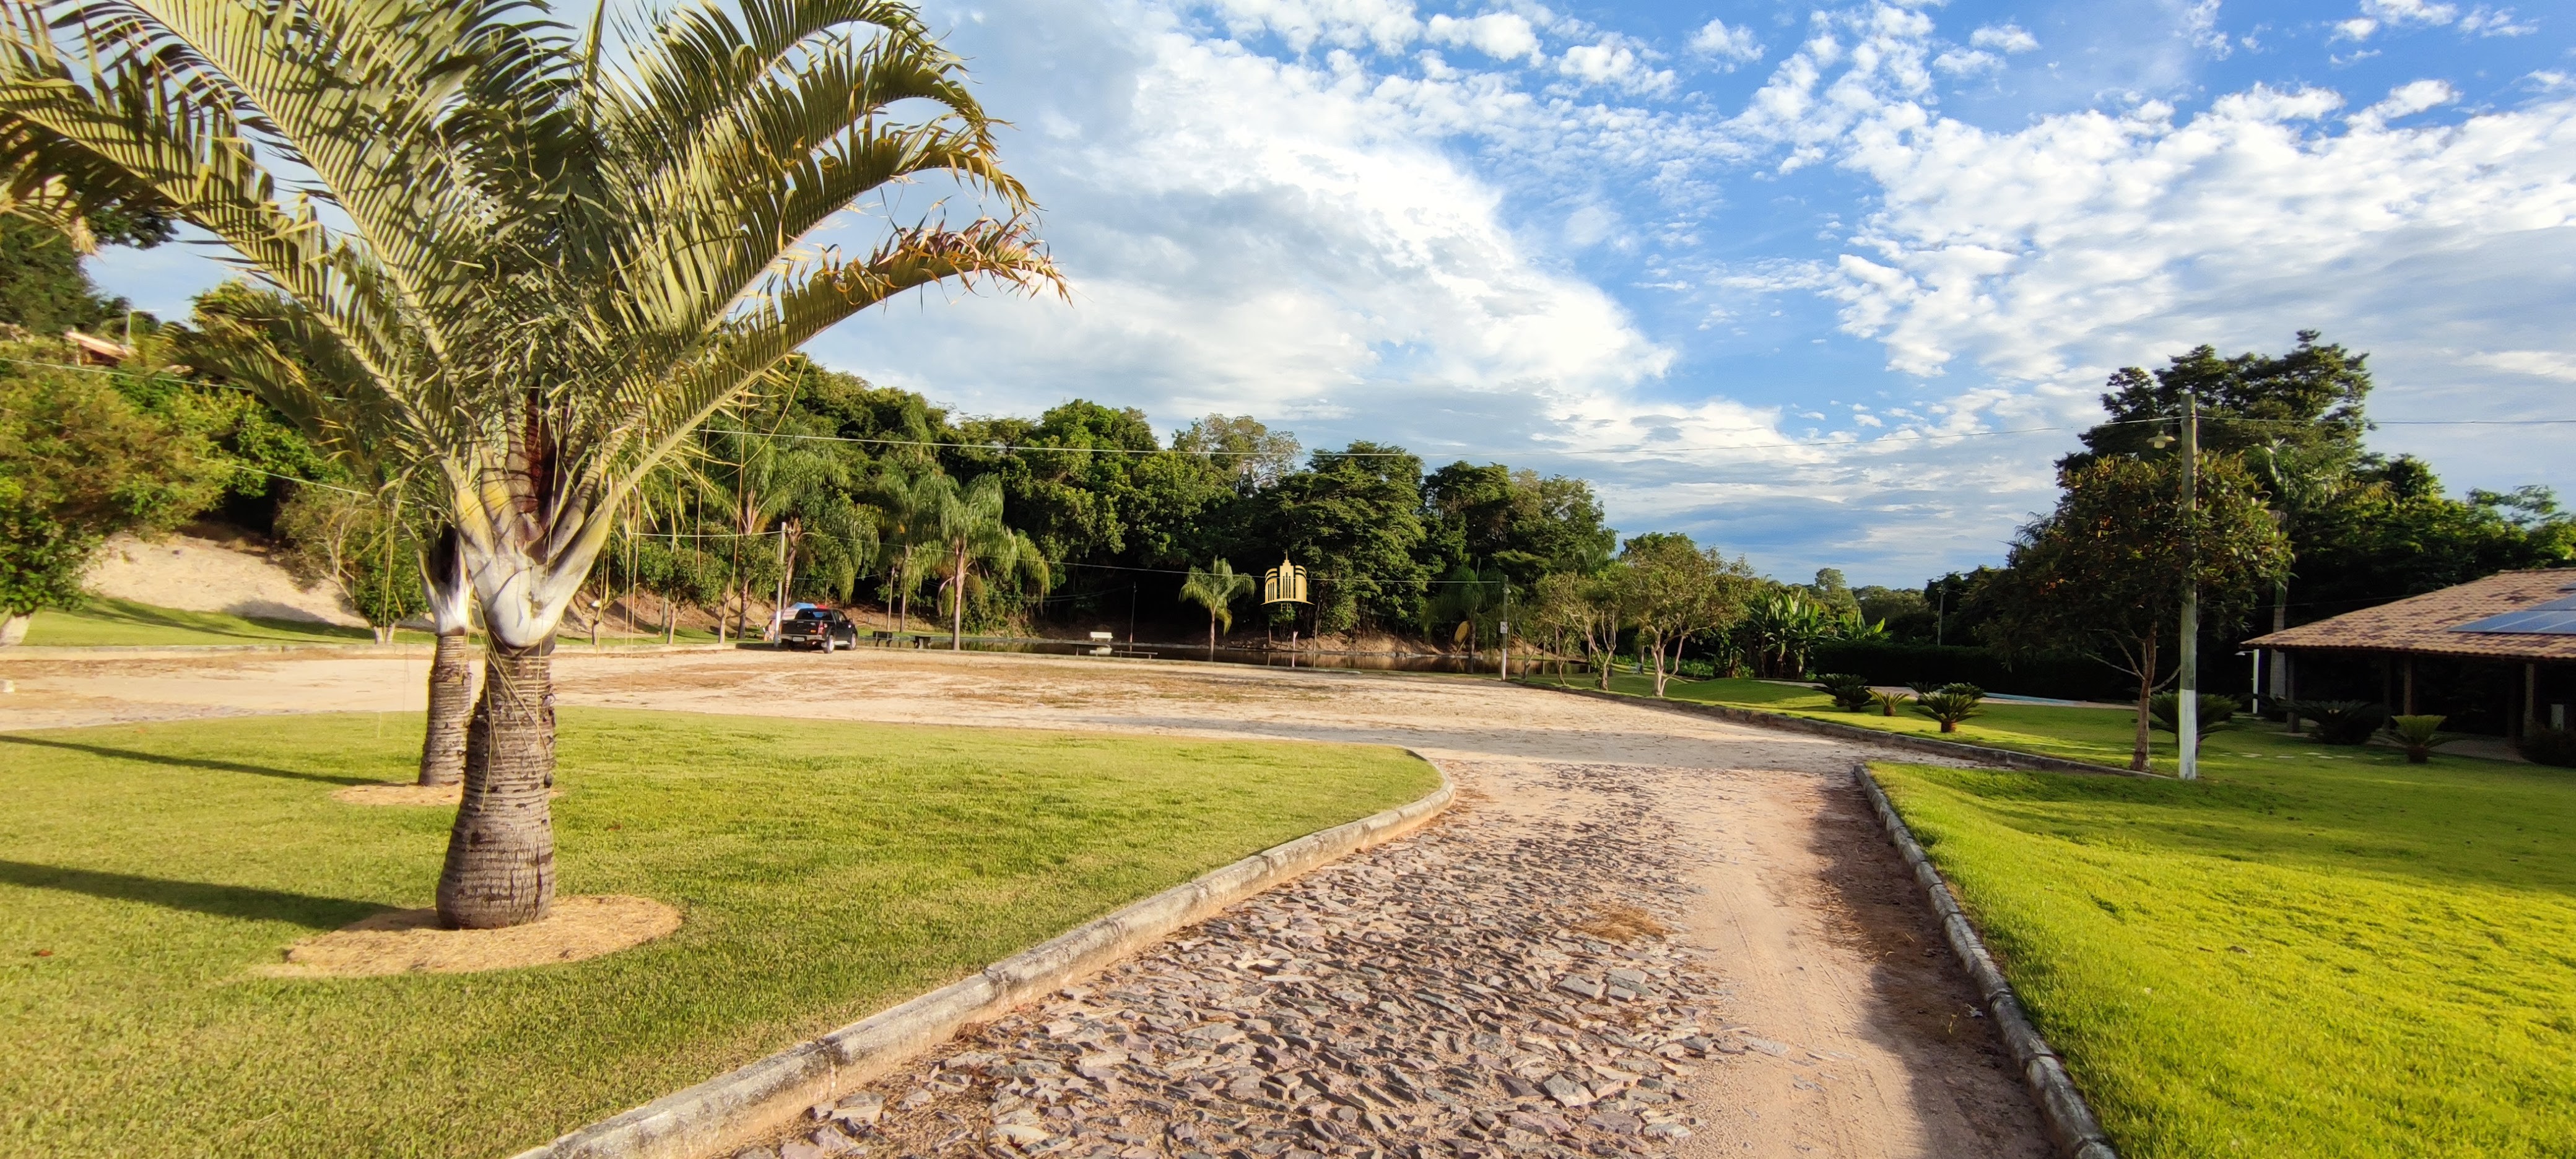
[1938,682,1986,702]
[2519,726,2576,768]
[2384,715,2453,764]
[1914,690,1983,733]
[1813,672,1874,712]
[1905,680,1946,700]
[1871,690,1912,717]
[2289,700,2386,746]
[2149,692,2243,738]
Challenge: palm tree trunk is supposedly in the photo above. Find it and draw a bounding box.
[417,529,474,787]
[437,639,557,929]
[1209,613,1217,657]
[417,631,474,786]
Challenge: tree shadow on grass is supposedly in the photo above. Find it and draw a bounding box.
[0,860,381,929]
[0,734,376,786]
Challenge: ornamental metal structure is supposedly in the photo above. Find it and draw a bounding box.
[1263,558,1309,605]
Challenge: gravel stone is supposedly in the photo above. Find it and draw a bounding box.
[750,763,1728,1159]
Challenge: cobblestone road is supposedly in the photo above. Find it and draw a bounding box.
[749,755,2042,1159]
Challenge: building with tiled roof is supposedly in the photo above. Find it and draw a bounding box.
[2245,569,2576,738]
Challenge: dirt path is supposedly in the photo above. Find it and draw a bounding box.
[0,648,2048,1158]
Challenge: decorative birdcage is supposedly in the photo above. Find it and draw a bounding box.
[1263,557,1309,605]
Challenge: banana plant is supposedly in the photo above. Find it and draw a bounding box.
[0,0,1058,927]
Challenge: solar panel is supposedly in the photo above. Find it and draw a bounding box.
[2451,590,2576,635]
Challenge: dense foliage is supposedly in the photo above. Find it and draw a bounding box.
[0,342,217,627]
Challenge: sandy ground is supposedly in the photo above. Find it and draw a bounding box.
[259,895,682,979]
[82,531,363,627]
[0,646,2048,1158]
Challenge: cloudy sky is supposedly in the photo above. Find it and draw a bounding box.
[89,0,2576,586]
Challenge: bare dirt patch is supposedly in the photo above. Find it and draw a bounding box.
[258,895,680,978]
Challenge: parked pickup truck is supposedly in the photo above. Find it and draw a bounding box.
[778,607,860,652]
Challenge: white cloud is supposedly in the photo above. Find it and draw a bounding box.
[2181,0,2234,58]
[2466,350,2576,380]
[2363,0,2458,25]
[2458,6,2536,35]
[2339,0,2533,38]
[1424,11,1540,63]
[1969,23,2040,53]
[2352,78,2458,125]
[809,3,1676,445]
[1687,18,1765,67]
[1556,38,1675,95]
[1933,49,2002,76]
[1204,0,1421,53]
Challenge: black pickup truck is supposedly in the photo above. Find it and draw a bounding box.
[778,607,860,652]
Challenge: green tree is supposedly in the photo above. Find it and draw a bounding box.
[2289,458,2574,620]
[1616,532,1757,698]
[866,461,949,633]
[1424,562,1506,651]
[1531,568,1625,690]
[0,352,218,643]
[1174,414,1302,490]
[1984,454,2290,770]
[1421,460,1615,588]
[1253,443,1428,635]
[1178,558,1254,654]
[274,483,427,643]
[0,191,170,336]
[925,473,1047,649]
[2067,330,2372,468]
[1,0,1056,927]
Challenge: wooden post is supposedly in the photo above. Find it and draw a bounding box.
[2526,662,2539,737]
[2402,657,2416,716]
[2285,650,2302,735]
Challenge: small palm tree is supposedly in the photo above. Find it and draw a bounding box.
[2385,714,2453,764]
[1913,690,1983,733]
[1,0,1057,928]
[1180,560,1254,655]
[925,474,1046,649]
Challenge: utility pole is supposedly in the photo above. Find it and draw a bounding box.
[2178,391,2201,781]
[1499,582,1511,681]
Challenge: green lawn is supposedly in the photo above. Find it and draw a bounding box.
[15,596,752,649]
[18,596,402,646]
[1531,672,2576,1154]
[1869,750,2575,1157]
[0,710,1437,1158]
[1527,672,2266,773]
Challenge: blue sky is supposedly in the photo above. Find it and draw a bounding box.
[87,0,2576,586]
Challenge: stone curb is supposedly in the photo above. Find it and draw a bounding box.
[1521,681,2159,778]
[504,754,1458,1159]
[1851,762,2120,1159]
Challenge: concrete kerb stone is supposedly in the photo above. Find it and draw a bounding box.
[1852,762,2119,1159]
[1522,681,2161,778]
[507,752,1457,1159]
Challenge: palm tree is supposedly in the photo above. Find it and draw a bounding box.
[183,284,478,786]
[923,474,1045,649]
[1179,559,1253,655]
[0,0,1056,927]
[867,461,947,635]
